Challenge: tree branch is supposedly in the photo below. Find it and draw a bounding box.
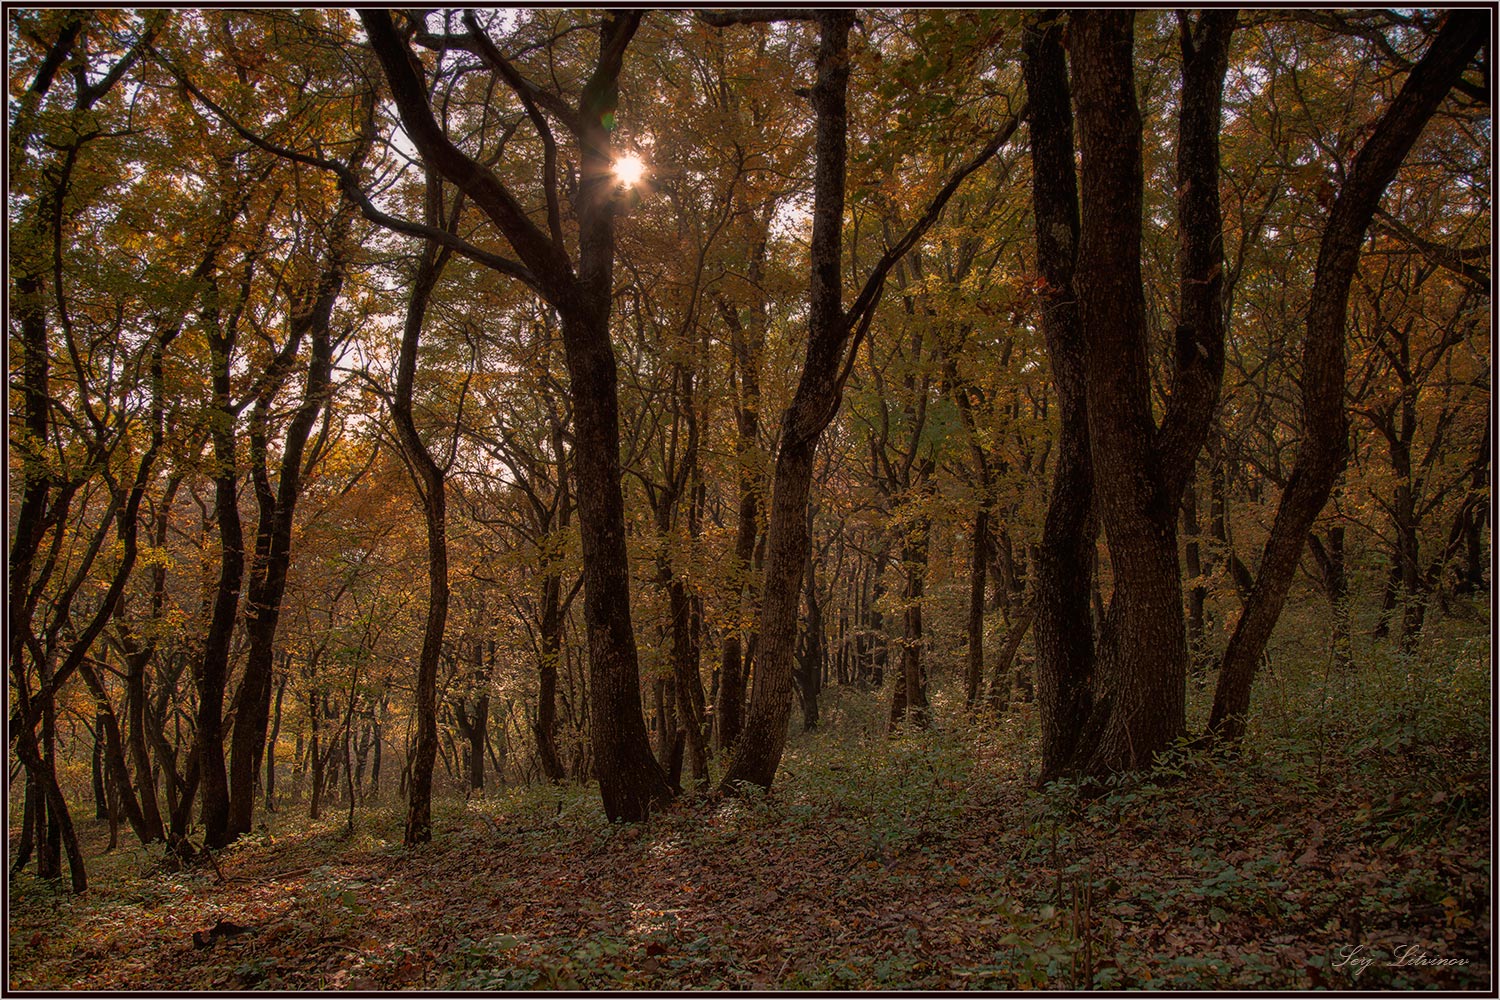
[843,103,1026,335]
[152,46,542,290]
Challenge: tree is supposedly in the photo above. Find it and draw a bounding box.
[707,9,1022,790]
[1209,10,1486,741]
[360,10,672,820]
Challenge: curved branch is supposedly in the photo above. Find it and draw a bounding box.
[151,45,542,291]
[463,10,564,247]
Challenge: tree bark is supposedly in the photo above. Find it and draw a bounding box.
[386,178,451,844]
[266,666,287,809]
[964,508,989,710]
[1021,13,1098,780]
[195,268,245,850]
[534,568,568,783]
[720,12,856,791]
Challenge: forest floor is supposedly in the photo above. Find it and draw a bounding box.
[7,607,1492,991]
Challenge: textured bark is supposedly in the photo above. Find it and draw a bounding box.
[195,276,244,851]
[529,413,572,784]
[533,569,568,783]
[1066,11,1241,774]
[1025,10,1234,777]
[719,9,1015,789]
[1209,11,1486,742]
[1021,13,1098,780]
[1156,11,1236,507]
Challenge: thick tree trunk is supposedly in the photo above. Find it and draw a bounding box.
[560,297,674,818]
[1067,11,1238,775]
[1025,11,1235,778]
[1022,13,1099,780]
[533,571,568,783]
[364,9,669,822]
[1209,12,1485,742]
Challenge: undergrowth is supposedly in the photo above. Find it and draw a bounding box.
[7,599,1490,990]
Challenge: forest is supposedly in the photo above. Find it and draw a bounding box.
[6,7,1492,992]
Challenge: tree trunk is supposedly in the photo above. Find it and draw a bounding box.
[1022,13,1098,780]
[989,608,1036,714]
[228,241,350,839]
[1308,527,1354,670]
[964,507,989,710]
[795,542,824,732]
[92,716,109,821]
[384,178,452,844]
[1182,474,1210,672]
[713,219,769,756]
[12,721,86,891]
[265,666,287,809]
[718,14,858,794]
[309,687,323,822]
[891,524,931,730]
[195,287,244,850]
[12,773,38,878]
[533,570,567,783]
[78,661,151,844]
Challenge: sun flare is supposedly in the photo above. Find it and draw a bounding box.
[613,154,646,187]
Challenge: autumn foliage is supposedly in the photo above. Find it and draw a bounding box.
[7,8,1490,990]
